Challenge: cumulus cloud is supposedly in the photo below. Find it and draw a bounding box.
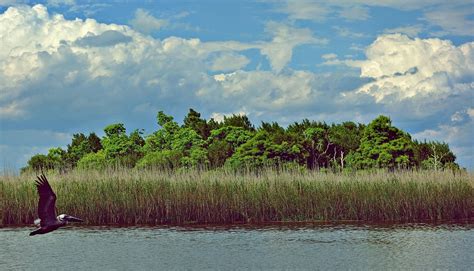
[348,34,473,103]
[206,70,319,111]
[0,5,323,126]
[129,8,168,34]
[75,30,132,47]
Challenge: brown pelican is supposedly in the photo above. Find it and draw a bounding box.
[30,174,83,236]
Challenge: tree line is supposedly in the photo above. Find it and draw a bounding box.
[23,109,460,173]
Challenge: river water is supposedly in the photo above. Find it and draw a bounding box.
[1,224,472,270]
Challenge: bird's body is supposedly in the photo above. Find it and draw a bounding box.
[30,174,83,236]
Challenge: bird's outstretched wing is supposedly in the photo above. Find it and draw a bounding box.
[35,174,57,226]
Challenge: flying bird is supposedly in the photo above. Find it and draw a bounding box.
[30,174,83,236]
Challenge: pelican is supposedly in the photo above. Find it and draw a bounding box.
[30,174,83,236]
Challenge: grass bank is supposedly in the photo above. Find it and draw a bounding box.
[1,169,473,226]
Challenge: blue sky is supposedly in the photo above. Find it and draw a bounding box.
[0,0,473,172]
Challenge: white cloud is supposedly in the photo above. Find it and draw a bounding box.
[322,53,337,60]
[129,8,168,34]
[348,34,473,103]
[339,5,370,21]
[383,25,424,37]
[0,5,326,125]
[205,70,335,113]
[209,52,250,72]
[47,0,75,7]
[467,108,474,118]
[423,6,474,37]
[0,0,25,6]
[450,110,470,123]
[270,0,473,38]
[274,1,330,21]
[333,26,369,38]
[261,21,326,73]
[210,110,248,123]
[270,0,457,22]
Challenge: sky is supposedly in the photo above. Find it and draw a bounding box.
[0,0,473,172]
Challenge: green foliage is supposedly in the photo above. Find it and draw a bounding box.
[172,127,209,168]
[414,140,456,170]
[222,114,255,131]
[23,110,460,173]
[101,125,145,167]
[348,116,414,169]
[24,154,53,172]
[183,108,211,139]
[77,151,107,170]
[135,150,182,170]
[65,133,103,168]
[226,127,300,169]
[207,126,254,168]
[143,111,180,152]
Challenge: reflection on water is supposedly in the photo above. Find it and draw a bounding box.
[1,224,473,270]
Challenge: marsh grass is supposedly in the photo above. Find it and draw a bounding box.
[1,169,473,226]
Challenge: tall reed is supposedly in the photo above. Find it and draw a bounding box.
[1,169,473,226]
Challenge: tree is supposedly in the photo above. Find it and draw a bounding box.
[47,147,67,172]
[206,126,254,168]
[183,108,211,139]
[417,141,457,170]
[172,128,209,168]
[328,122,364,170]
[347,115,414,169]
[77,151,107,170]
[22,110,460,173]
[23,147,68,172]
[143,111,180,153]
[304,127,332,169]
[223,114,255,131]
[88,133,102,153]
[25,154,54,171]
[226,127,300,169]
[66,132,103,168]
[101,123,145,167]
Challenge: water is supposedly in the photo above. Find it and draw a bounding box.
[1,224,473,270]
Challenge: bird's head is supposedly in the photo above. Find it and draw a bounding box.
[58,214,84,223]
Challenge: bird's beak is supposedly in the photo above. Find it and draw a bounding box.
[65,215,84,222]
